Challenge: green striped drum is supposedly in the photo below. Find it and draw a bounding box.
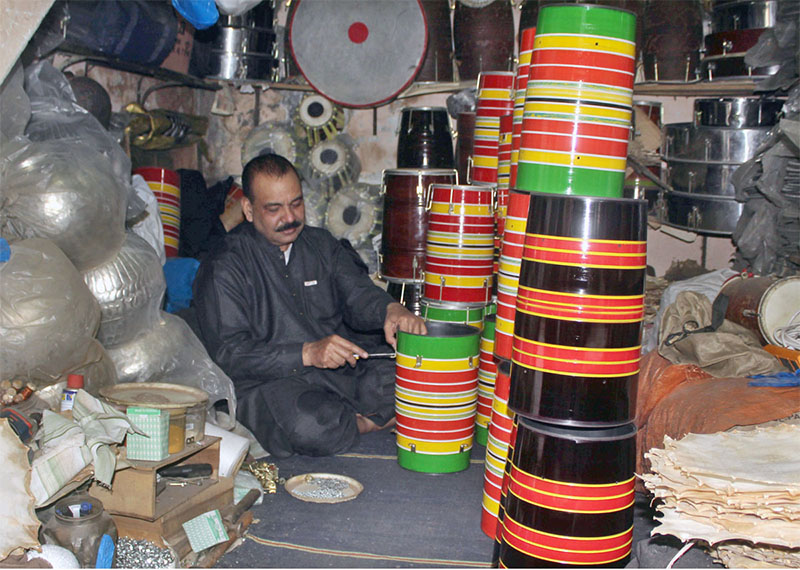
[395,321,481,473]
[420,298,487,330]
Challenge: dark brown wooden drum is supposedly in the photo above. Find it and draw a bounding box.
[510,192,648,426]
[380,168,457,283]
[498,418,636,568]
[417,0,454,83]
[642,0,703,81]
[719,274,778,345]
[453,1,515,80]
[397,107,455,169]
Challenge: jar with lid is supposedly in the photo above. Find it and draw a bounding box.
[40,494,117,568]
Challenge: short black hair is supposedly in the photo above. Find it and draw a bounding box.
[241,153,301,201]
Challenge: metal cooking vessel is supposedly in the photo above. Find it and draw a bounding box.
[694,98,784,128]
[662,123,771,163]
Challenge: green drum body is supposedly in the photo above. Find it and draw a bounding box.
[395,321,481,473]
[516,4,636,197]
[420,298,486,330]
[475,314,497,446]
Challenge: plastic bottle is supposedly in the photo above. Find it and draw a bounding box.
[41,494,117,568]
[60,374,84,412]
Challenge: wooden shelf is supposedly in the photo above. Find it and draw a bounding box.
[633,79,758,97]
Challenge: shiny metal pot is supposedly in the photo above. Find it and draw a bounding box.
[694,97,784,128]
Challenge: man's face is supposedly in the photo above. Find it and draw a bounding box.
[242,171,305,250]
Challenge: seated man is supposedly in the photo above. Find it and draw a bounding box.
[193,153,426,458]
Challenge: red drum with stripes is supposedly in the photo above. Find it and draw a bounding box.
[475,315,497,446]
[481,359,515,538]
[423,184,495,305]
[472,72,515,184]
[494,190,531,362]
[510,26,536,190]
[395,321,481,474]
[491,414,518,566]
[494,114,513,277]
[380,168,458,283]
[498,418,636,568]
[516,4,636,197]
[511,192,647,426]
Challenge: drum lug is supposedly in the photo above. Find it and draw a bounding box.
[466,155,473,184]
[469,355,475,368]
[688,170,696,193]
[415,355,423,368]
[655,191,668,224]
[459,444,466,453]
[688,205,702,231]
[410,443,417,453]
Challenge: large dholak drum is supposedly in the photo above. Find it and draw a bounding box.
[719,273,778,345]
[396,107,455,169]
[416,0,454,83]
[423,183,496,305]
[395,321,481,474]
[510,192,647,426]
[453,0,515,80]
[380,168,458,283]
[498,419,636,568]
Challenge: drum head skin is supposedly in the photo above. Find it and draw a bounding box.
[289,0,427,108]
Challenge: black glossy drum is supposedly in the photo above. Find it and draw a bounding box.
[510,192,647,426]
[498,419,636,568]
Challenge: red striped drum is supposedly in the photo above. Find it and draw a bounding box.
[475,314,497,446]
[395,321,481,474]
[510,26,536,190]
[472,72,515,184]
[423,183,495,305]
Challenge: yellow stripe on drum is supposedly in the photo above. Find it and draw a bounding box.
[486,439,510,463]
[482,492,501,515]
[425,243,495,257]
[396,433,474,454]
[518,149,628,172]
[478,88,515,100]
[534,33,636,58]
[429,202,494,217]
[426,232,496,247]
[395,404,478,421]
[504,217,528,233]
[526,100,632,123]
[424,273,493,288]
[396,354,477,371]
[395,387,478,406]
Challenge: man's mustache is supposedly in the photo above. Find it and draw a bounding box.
[276,220,302,232]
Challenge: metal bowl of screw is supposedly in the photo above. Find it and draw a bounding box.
[284,473,363,504]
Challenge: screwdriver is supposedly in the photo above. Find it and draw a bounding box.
[353,352,396,359]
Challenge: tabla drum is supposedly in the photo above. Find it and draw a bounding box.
[395,321,481,474]
[396,107,455,169]
[758,276,800,347]
[324,183,381,249]
[416,0,454,83]
[380,168,458,283]
[719,273,778,344]
[453,0,515,80]
[294,93,346,147]
[511,192,647,426]
[475,314,497,446]
[289,0,427,107]
[304,136,360,196]
[498,419,636,568]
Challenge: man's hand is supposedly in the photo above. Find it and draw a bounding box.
[384,302,427,348]
[302,335,367,369]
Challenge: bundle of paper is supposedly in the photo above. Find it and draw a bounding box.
[641,418,800,567]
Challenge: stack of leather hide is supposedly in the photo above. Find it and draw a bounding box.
[641,418,800,568]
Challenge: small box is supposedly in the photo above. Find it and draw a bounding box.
[126,407,169,461]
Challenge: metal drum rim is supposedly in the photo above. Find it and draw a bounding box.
[517,416,637,441]
[405,320,480,339]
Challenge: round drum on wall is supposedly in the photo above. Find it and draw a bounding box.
[289,0,427,108]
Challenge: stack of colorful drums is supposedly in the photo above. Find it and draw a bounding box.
[471,72,515,185]
[486,5,646,568]
[133,166,181,257]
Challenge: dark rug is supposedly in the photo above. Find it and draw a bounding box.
[216,430,720,568]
